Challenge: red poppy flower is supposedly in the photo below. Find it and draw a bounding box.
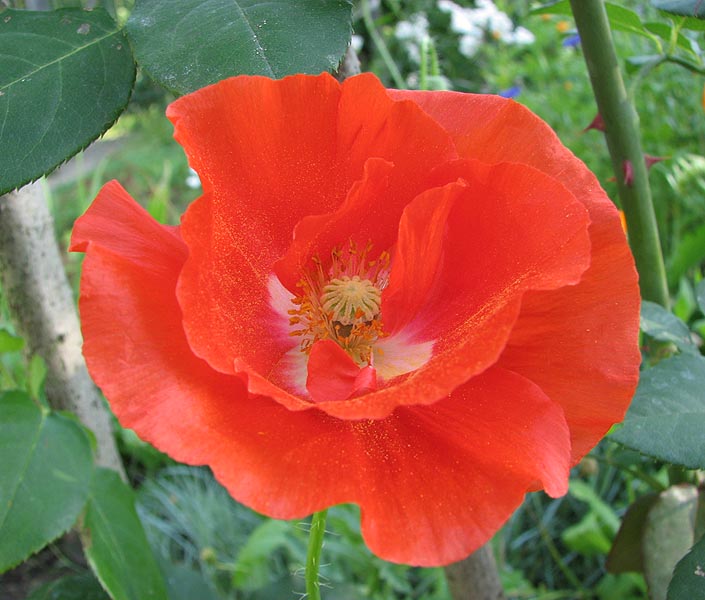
[70,73,640,566]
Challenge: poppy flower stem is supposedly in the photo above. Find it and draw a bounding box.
[360,0,407,89]
[305,509,328,600]
[569,0,669,308]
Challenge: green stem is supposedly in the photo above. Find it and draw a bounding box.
[569,0,669,308]
[305,510,328,600]
[420,37,429,91]
[429,39,441,78]
[665,55,705,75]
[360,0,407,89]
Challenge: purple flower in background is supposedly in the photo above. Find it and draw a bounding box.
[499,85,521,99]
[563,34,581,48]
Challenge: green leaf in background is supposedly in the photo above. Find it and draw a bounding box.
[667,223,705,287]
[0,328,24,353]
[27,573,110,600]
[644,22,699,55]
[668,533,705,599]
[608,493,659,573]
[562,512,613,556]
[126,0,353,95]
[653,0,705,18]
[231,519,292,590]
[696,279,705,315]
[612,354,705,469]
[81,468,167,600]
[0,391,93,572]
[27,354,47,401]
[0,8,135,195]
[639,300,698,353]
[643,485,700,600]
[158,561,219,600]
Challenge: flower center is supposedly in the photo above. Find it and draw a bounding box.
[288,241,389,365]
[321,276,381,326]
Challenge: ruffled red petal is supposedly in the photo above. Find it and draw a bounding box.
[274,157,395,292]
[70,181,250,467]
[207,365,570,566]
[310,159,591,421]
[385,160,591,334]
[390,90,640,462]
[174,73,456,394]
[306,339,376,403]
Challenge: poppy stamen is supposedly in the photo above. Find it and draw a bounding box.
[287,240,390,365]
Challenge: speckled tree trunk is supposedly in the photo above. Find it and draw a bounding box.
[446,546,506,600]
[0,181,125,478]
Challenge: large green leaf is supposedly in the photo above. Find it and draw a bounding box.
[0,8,135,195]
[668,533,705,599]
[0,391,93,572]
[607,493,659,573]
[612,354,705,468]
[126,0,353,95]
[653,0,705,18]
[81,468,167,600]
[640,300,698,354]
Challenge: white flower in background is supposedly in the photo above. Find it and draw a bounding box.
[351,34,364,53]
[394,12,429,62]
[185,167,201,189]
[508,26,536,45]
[458,31,483,57]
[438,0,535,57]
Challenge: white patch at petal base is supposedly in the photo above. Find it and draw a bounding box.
[267,274,310,396]
[267,274,297,341]
[272,345,309,396]
[373,331,434,382]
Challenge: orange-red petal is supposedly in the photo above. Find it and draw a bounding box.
[174,73,456,393]
[311,159,591,420]
[205,365,571,566]
[306,339,377,403]
[69,182,250,467]
[390,90,640,462]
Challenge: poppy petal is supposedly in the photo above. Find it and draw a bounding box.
[391,90,640,461]
[70,182,252,468]
[307,160,591,421]
[274,157,395,292]
[356,366,571,565]
[175,73,456,394]
[306,339,377,403]
[204,365,570,566]
[70,180,182,259]
[498,227,640,460]
[385,160,591,333]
